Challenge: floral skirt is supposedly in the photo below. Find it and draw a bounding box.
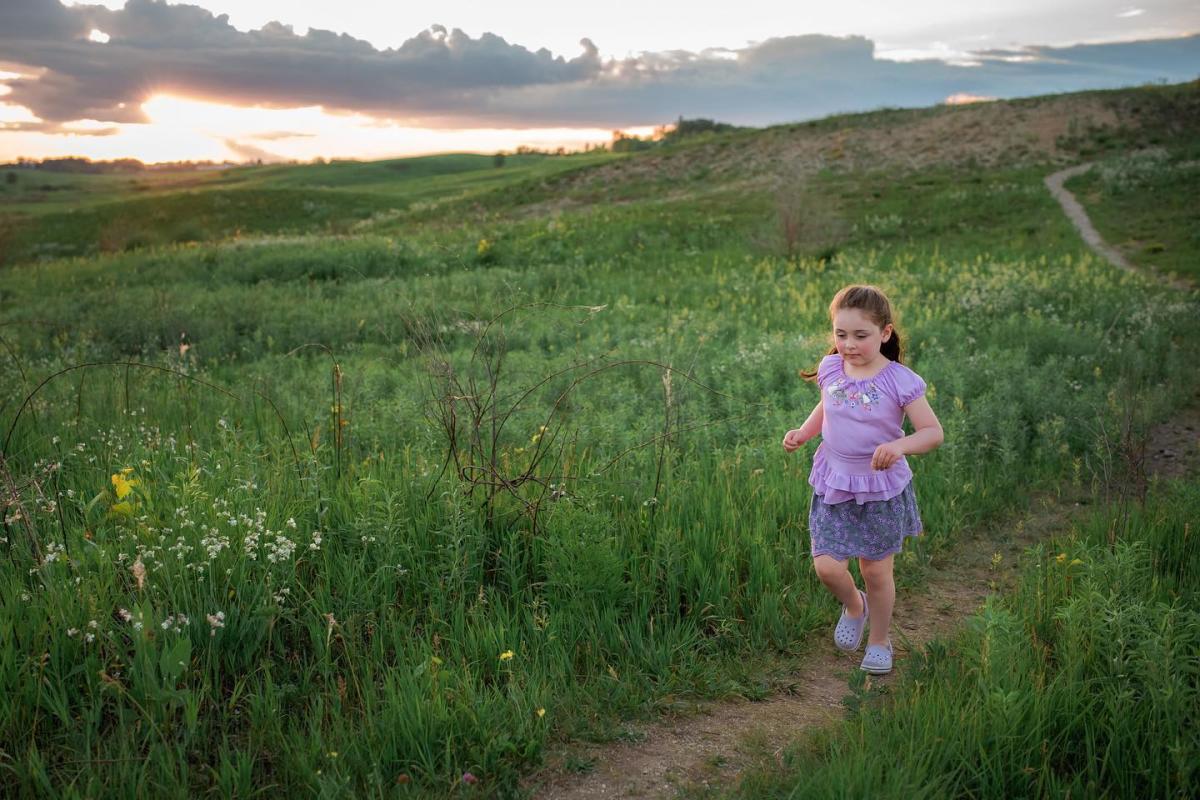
[808,481,923,561]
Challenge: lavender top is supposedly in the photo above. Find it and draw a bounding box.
[808,354,927,505]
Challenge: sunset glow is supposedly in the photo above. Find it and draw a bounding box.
[1,94,652,164]
[3,0,1197,164]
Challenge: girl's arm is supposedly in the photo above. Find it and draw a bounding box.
[871,396,943,469]
[783,399,824,452]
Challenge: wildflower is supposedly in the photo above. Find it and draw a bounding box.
[131,558,146,590]
[67,628,80,637]
[1069,558,1084,566]
[499,650,514,661]
[462,771,478,784]
[536,707,546,718]
[206,611,226,636]
[118,608,133,622]
[1055,553,1067,564]
[111,469,138,500]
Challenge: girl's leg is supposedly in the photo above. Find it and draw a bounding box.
[858,554,895,646]
[813,555,864,617]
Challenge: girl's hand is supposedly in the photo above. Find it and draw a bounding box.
[871,441,905,470]
[782,429,807,452]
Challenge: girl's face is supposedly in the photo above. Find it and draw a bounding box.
[833,307,893,366]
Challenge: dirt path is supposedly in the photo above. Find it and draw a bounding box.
[1044,164,1193,290]
[523,489,1080,800]
[523,168,1198,800]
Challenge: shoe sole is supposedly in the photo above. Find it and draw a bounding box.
[859,665,892,674]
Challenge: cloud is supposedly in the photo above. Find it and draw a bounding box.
[249,130,317,141]
[1,0,1198,132]
[223,138,284,162]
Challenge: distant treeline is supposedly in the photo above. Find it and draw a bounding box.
[612,117,743,152]
[9,117,742,173]
[3,156,236,173]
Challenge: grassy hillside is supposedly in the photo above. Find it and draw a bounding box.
[0,81,1197,798]
[0,151,616,264]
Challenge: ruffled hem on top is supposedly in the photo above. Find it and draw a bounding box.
[808,447,910,505]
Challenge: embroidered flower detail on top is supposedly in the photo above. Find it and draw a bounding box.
[827,378,881,411]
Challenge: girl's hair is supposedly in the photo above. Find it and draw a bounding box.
[800,284,903,381]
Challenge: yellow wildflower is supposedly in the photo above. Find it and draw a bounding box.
[1055,553,1067,564]
[111,471,138,500]
[1069,558,1084,566]
[536,707,546,718]
[499,650,514,661]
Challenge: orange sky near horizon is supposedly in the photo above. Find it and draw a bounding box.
[0,93,653,164]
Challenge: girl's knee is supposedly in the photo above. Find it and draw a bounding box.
[858,555,894,582]
[813,555,849,581]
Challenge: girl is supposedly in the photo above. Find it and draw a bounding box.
[782,285,943,675]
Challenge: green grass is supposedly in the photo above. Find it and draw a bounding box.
[0,82,1198,798]
[1065,143,1200,283]
[692,479,1200,800]
[0,151,617,265]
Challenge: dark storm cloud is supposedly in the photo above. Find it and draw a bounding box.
[0,0,1197,132]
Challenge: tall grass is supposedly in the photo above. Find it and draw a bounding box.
[710,479,1200,799]
[1,130,1198,795]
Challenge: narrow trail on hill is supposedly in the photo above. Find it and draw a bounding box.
[524,167,1199,800]
[1044,163,1193,290]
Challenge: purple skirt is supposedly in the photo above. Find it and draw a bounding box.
[808,481,924,561]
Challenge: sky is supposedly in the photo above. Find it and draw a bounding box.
[1,0,1198,163]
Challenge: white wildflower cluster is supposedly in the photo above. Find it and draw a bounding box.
[167,535,194,560]
[67,619,100,643]
[42,541,67,565]
[732,338,775,367]
[273,586,291,605]
[1097,147,1170,192]
[160,613,189,633]
[265,534,295,563]
[856,213,903,235]
[309,531,323,551]
[230,507,299,564]
[983,182,1042,197]
[118,607,145,632]
[199,526,230,560]
[360,534,377,546]
[206,611,226,636]
[174,506,196,529]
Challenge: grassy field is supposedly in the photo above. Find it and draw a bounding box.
[687,479,1200,799]
[1065,142,1200,283]
[1,82,1198,798]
